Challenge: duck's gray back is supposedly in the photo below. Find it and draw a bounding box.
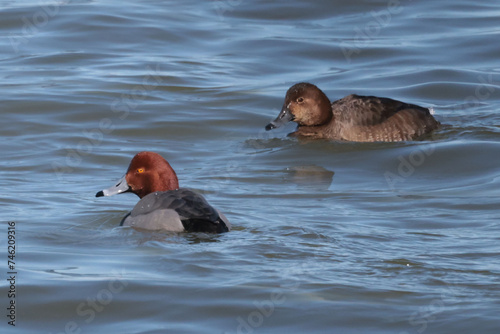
[121,189,230,232]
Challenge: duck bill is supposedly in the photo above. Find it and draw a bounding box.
[96,175,131,197]
[265,106,294,131]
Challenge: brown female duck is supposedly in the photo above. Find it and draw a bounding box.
[265,83,440,142]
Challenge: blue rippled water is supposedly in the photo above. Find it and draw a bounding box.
[1,0,499,333]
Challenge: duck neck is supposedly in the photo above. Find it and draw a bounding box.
[157,168,179,192]
[315,89,333,126]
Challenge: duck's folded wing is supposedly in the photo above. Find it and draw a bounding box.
[332,94,431,126]
[129,189,229,233]
[332,95,439,141]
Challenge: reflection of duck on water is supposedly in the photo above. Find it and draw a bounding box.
[285,165,334,190]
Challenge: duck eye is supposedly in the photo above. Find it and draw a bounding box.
[297,97,304,103]
[137,168,144,173]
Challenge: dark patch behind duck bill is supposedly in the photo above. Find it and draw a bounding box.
[265,106,294,131]
[95,175,131,197]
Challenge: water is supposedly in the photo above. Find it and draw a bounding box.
[1,0,499,333]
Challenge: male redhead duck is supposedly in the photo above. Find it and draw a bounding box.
[96,151,230,233]
[265,82,440,142]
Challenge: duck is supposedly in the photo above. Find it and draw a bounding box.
[96,151,230,233]
[265,82,440,142]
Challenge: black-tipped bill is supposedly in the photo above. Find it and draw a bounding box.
[95,175,131,197]
[265,107,294,131]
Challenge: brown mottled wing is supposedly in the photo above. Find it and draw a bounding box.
[332,95,439,142]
